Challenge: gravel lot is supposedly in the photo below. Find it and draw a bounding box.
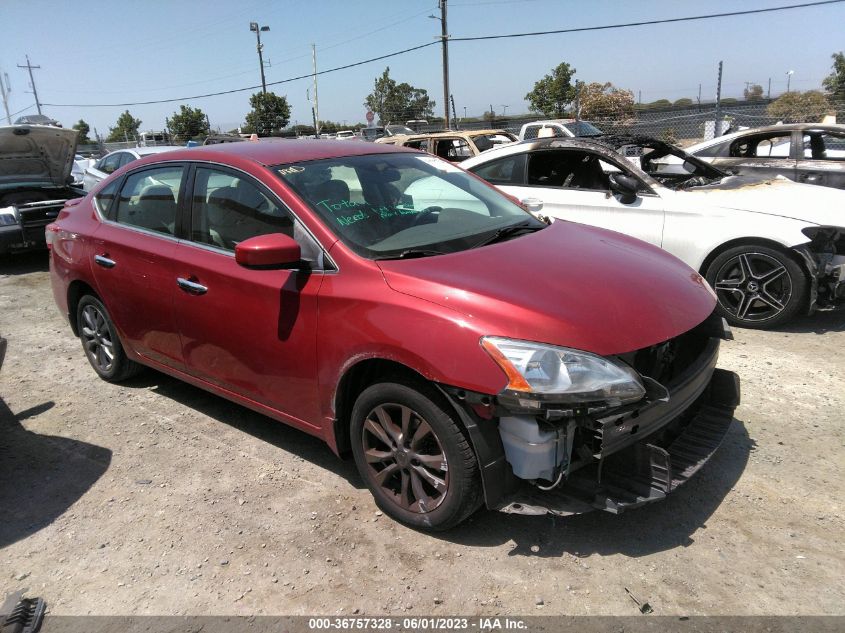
[1,251,843,617]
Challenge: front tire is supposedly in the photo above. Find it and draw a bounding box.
[350,382,482,531]
[705,244,807,329]
[77,295,141,382]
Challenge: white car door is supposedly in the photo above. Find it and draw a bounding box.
[475,148,666,248]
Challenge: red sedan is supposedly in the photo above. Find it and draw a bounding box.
[47,140,739,530]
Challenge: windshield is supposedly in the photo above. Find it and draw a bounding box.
[563,121,602,136]
[276,152,543,259]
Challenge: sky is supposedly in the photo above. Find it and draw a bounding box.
[1,0,843,136]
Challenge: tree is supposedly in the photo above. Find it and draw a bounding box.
[106,110,142,142]
[647,99,672,108]
[767,90,831,122]
[823,51,845,118]
[578,82,635,121]
[524,62,576,118]
[822,51,845,97]
[673,98,693,107]
[743,84,764,101]
[72,119,93,144]
[364,67,435,124]
[166,105,209,141]
[243,91,291,136]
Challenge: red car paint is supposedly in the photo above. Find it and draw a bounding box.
[48,141,716,456]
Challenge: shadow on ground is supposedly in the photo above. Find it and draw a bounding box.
[770,308,845,335]
[0,397,111,549]
[0,251,49,276]
[120,370,364,490]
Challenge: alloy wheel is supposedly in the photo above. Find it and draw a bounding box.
[713,252,792,323]
[80,304,115,373]
[361,403,449,513]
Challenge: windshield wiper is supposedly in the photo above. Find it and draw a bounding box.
[471,222,544,249]
[375,248,446,260]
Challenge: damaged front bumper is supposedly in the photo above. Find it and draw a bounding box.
[497,368,739,515]
[440,314,741,517]
[794,226,845,313]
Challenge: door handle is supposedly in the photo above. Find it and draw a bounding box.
[177,277,208,295]
[94,255,116,269]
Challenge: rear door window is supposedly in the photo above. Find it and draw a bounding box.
[98,153,122,174]
[113,166,185,235]
[802,132,845,160]
[470,154,527,185]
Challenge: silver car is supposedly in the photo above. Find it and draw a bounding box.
[82,146,183,191]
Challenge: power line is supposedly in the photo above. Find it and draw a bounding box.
[450,0,845,41]
[42,0,843,109]
[43,41,439,108]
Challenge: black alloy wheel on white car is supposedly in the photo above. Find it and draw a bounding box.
[705,244,807,329]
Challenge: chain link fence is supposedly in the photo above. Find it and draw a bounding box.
[377,95,844,146]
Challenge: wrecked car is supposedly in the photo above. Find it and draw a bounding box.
[0,125,84,255]
[47,140,739,530]
[463,135,845,329]
[680,123,845,190]
[375,129,517,162]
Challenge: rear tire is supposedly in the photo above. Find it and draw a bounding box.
[77,295,142,382]
[705,244,807,329]
[350,381,482,531]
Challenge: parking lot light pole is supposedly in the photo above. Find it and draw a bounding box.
[250,22,270,94]
[786,70,794,93]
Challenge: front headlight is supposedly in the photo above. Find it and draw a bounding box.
[0,206,19,226]
[481,336,646,404]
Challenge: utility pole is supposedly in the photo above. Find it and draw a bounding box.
[714,60,723,136]
[17,55,42,115]
[0,71,11,124]
[312,44,320,137]
[767,77,771,99]
[431,1,450,129]
[249,22,270,94]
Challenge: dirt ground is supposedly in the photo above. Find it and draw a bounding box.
[1,251,843,617]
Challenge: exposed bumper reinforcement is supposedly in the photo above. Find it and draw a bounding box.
[496,368,740,517]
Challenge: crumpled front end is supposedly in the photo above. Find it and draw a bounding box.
[440,311,740,516]
[794,226,845,313]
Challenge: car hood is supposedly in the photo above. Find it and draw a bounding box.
[0,125,79,189]
[377,221,716,356]
[679,175,845,226]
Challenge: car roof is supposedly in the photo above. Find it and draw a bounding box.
[132,145,185,156]
[380,129,512,142]
[128,138,419,168]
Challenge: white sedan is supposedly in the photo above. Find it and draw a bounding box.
[82,145,183,191]
[461,136,845,329]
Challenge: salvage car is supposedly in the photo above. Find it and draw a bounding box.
[47,140,739,530]
[375,129,517,162]
[82,145,183,191]
[679,123,845,190]
[0,124,84,255]
[462,136,845,329]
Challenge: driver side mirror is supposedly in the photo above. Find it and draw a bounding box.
[608,173,640,204]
